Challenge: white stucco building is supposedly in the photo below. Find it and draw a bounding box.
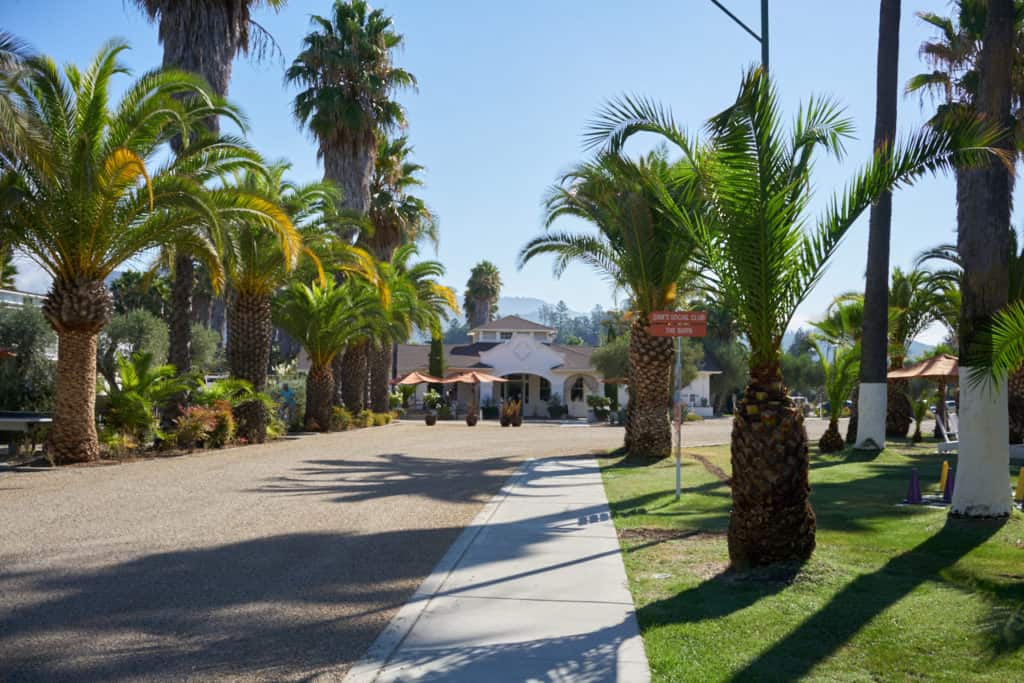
[396,316,720,418]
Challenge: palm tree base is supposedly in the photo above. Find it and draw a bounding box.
[818,422,845,453]
[728,369,816,569]
[340,340,368,412]
[235,401,267,444]
[306,364,334,432]
[626,317,673,463]
[48,329,103,464]
[885,380,912,438]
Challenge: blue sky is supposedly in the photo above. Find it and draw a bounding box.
[4,0,1008,343]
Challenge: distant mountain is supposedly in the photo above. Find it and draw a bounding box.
[496,296,588,323]
[783,329,934,360]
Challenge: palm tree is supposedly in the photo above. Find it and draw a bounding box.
[520,150,699,461]
[858,0,902,451]
[0,246,15,289]
[134,0,287,379]
[367,244,458,411]
[811,338,861,453]
[885,268,938,437]
[273,280,381,430]
[464,260,502,329]
[810,296,865,442]
[589,67,1000,567]
[363,136,438,409]
[0,42,261,463]
[286,0,415,216]
[953,0,1015,518]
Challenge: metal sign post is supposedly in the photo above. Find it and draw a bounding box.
[647,310,709,504]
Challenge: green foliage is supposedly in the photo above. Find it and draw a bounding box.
[330,406,353,431]
[782,350,825,398]
[190,324,224,374]
[685,412,704,422]
[192,377,273,411]
[810,339,861,420]
[101,351,187,445]
[206,402,236,448]
[422,389,441,410]
[98,310,169,386]
[174,406,218,451]
[442,318,470,343]
[588,67,1002,370]
[1,246,16,289]
[0,305,55,411]
[428,335,445,380]
[109,270,170,318]
[356,408,374,428]
[591,333,630,380]
[675,338,703,390]
[587,394,611,409]
[538,301,607,345]
[464,260,502,324]
[372,412,390,426]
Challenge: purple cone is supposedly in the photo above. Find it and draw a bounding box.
[906,467,923,505]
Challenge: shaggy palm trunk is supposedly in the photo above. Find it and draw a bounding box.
[468,296,492,328]
[227,291,272,443]
[370,343,391,413]
[340,340,369,413]
[42,279,113,464]
[305,362,334,431]
[729,362,816,569]
[857,0,901,450]
[1009,367,1024,443]
[819,417,845,453]
[168,253,194,376]
[886,377,912,438]
[952,0,1014,517]
[626,315,673,461]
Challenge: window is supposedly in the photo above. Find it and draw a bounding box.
[500,331,513,340]
[502,374,529,403]
[539,377,551,402]
[571,377,585,402]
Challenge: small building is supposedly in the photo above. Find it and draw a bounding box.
[396,315,721,418]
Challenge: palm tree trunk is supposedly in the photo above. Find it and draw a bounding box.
[49,330,101,463]
[323,136,375,217]
[845,386,859,444]
[370,342,391,413]
[227,291,272,443]
[953,0,1014,517]
[168,253,193,376]
[729,362,816,569]
[819,417,845,453]
[626,314,672,462]
[340,340,368,413]
[305,362,334,431]
[856,0,901,451]
[886,378,912,438]
[41,278,113,464]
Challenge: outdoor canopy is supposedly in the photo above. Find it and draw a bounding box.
[886,354,958,380]
[391,371,444,385]
[442,371,509,384]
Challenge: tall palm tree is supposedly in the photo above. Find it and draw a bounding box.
[135,0,287,379]
[520,150,699,461]
[0,42,262,463]
[363,136,438,409]
[953,0,1015,518]
[273,280,381,431]
[589,67,1000,567]
[367,243,458,411]
[0,246,15,289]
[858,0,902,451]
[286,0,415,215]
[464,260,502,329]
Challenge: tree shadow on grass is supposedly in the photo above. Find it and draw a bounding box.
[731,516,1008,681]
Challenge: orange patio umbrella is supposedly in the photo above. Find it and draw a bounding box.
[443,371,509,384]
[886,354,958,380]
[0,348,16,359]
[391,370,444,385]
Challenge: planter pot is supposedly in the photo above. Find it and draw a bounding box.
[512,416,523,427]
[466,414,478,427]
[500,416,511,427]
[425,413,437,426]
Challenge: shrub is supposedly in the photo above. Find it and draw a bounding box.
[190,324,224,373]
[388,392,402,410]
[331,406,353,431]
[175,405,218,450]
[357,409,374,428]
[372,412,391,426]
[423,389,441,410]
[437,405,453,420]
[685,412,704,422]
[206,400,236,448]
[98,310,168,386]
[0,305,55,412]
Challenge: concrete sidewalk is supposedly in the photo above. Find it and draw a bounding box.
[344,457,650,683]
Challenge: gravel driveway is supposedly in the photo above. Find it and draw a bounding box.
[0,422,624,682]
[0,416,844,681]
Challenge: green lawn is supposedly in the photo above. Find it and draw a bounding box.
[600,439,1024,682]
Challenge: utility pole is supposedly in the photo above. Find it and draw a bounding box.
[709,0,769,70]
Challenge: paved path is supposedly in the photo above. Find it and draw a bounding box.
[0,422,624,682]
[346,456,649,683]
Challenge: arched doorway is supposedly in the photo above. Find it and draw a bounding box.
[497,373,553,418]
[563,374,599,418]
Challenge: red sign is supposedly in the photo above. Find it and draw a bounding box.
[648,323,707,337]
[650,311,708,324]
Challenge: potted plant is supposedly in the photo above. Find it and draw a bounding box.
[547,392,565,419]
[587,394,611,422]
[481,397,499,420]
[423,389,440,426]
[507,399,523,427]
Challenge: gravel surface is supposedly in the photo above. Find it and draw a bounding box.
[0,421,624,682]
[0,416,846,681]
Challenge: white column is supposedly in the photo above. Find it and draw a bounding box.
[855,382,887,450]
[951,372,1011,517]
